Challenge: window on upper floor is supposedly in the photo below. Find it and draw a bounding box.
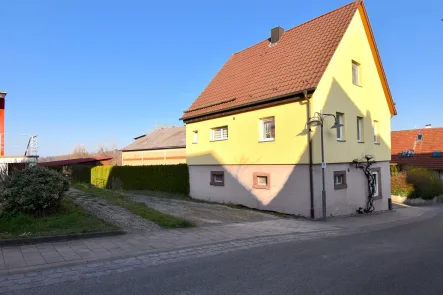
[336,112,345,141]
[211,126,228,141]
[357,116,364,142]
[416,134,423,141]
[352,61,361,86]
[433,150,441,157]
[373,120,379,143]
[259,117,275,142]
[192,131,198,144]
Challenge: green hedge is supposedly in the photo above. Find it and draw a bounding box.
[71,166,91,183]
[90,164,189,195]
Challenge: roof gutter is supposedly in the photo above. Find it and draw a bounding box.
[181,87,317,122]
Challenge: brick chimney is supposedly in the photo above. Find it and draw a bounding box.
[0,91,6,156]
[270,26,284,44]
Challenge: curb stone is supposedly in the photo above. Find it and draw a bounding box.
[0,231,125,247]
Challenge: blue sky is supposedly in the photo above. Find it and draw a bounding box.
[0,0,442,156]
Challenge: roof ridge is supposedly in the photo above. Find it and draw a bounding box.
[393,127,443,132]
[285,1,360,34]
[232,1,359,55]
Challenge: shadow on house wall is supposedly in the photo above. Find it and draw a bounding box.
[187,78,391,217]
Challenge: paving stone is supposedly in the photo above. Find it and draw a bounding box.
[41,252,65,264]
[58,251,82,261]
[75,250,97,259]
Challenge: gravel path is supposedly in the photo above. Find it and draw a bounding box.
[125,192,280,227]
[68,189,160,233]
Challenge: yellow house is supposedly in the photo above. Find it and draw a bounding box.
[122,126,186,166]
[180,0,396,218]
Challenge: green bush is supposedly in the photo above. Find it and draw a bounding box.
[405,167,443,200]
[391,171,416,198]
[0,166,70,216]
[90,164,189,195]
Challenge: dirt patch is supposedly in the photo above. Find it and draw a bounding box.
[125,192,281,227]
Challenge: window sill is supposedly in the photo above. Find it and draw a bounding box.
[357,141,365,144]
[252,184,270,190]
[334,184,348,190]
[372,195,382,200]
[192,142,198,144]
[210,182,224,187]
[259,139,275,143]
[337,139,346,142]
[210,139,228,142]
[353,83,363,88]
[374,142,381,145]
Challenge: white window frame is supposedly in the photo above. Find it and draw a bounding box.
[334,175,343,185]
[357,117,363,142]
[373,120,379,143]
[336,112,344,140]
[372,171,379,197]
[213,174,223,183]
[211,126,228,141]
[259,117,275,142]
[352,61,361,86]
[192,131,198,144]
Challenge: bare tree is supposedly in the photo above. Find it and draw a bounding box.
[71,144,89,158]
[95,142,122,166]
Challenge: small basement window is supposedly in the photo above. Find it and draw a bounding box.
[433,150,441,157]
[210,171,224,186]
[252,172,270,190]
[416,134,423,141]
[334,171,347,190]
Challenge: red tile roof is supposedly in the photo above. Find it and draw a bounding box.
[391,128,443,170]
[181,1,362,120]
[39,157,113,167]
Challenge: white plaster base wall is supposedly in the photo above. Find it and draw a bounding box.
[189,164,311,216]
[189,161,391,218]
[312,161,390,217]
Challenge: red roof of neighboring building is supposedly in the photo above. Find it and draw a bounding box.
[39,156,113,167]
[181,1,364,120]
[391,128,443,170]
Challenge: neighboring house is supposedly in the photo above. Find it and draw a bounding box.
[39,157,113,167]
[180,1,396,217]
[122,126,186,166]
[391,126,443,179]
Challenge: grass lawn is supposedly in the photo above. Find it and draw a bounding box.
[0,197,119,239]
[73,183,194,228]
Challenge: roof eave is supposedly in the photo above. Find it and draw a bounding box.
[181,87,317,122]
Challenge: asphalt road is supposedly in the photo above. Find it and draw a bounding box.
[14,211,443,295]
